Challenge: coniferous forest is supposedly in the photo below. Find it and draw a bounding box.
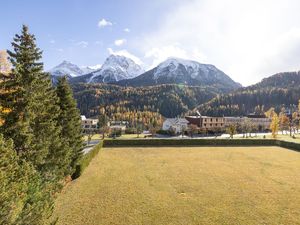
[0,25,84,224]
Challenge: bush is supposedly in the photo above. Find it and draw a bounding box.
[156,129,170,135]
[103,139,277,147]
[102,138,300,153]
[125,128,136,134]
[72,141,103,179]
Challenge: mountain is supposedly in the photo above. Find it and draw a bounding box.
[49,60,87,77]
[72,83,220,118]
[192,71,300,117]
[117,58,241,92]
[71,55,144,84]
[252,71,300,89]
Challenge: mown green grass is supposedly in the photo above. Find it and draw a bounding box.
[52,147,300,225]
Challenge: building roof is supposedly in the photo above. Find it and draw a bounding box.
[164,118,189,125]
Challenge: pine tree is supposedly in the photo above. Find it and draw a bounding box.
[56,76,84,176]
[0,134,53,225]
[0,25,64,180]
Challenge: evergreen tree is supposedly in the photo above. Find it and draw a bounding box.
[0,134,53,225]
[56,76,84,176]
[0,25,64,179]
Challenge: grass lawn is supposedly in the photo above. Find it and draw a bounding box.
[52,147,300,225]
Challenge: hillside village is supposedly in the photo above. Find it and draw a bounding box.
[81,110,300,138]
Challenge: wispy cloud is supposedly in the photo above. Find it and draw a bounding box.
[76,41,89,48]
[114,39,126,46]
[50,39,55,44]
[98,18,113,28]
[124,28,130,33]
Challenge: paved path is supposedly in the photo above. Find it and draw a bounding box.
[83,140,101,154]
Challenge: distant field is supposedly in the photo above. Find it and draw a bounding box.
[53,147,300,225]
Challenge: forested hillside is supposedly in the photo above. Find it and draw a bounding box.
[193,71,300,116]
[72,83,219,118]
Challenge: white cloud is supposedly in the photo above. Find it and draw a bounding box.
[107,48,143,65]
[56,48,64,52]
[50,40,55,44]
[76,41,89,48]
[144,45,207,68]
[98,18,113,28]
[138,0,300,85]
[124,28,130,33]
[114,39,126,46]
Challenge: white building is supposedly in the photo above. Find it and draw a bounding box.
[224,115,271,131]
[162,118,189,134]
[81,115,99,132]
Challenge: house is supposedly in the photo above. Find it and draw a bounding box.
[109,125,126,134]
[81,115,99,132]
[224,114,271,131]
[162,118,189,134]
[185,115,225,130]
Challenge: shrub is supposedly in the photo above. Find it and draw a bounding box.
[125,128,136,134]
[72,141,103,179]
[103,139,277,147]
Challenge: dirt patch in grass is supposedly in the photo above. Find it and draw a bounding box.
[52,146,300,225]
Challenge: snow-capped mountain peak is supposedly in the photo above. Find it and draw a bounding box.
[88,54,145,83]
[49,60,85,77]
[154,57,218,80]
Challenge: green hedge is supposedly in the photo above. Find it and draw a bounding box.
[103,138,300,153]
[103,138,277,147]
[276,140,300,152]
[72,141,103,179]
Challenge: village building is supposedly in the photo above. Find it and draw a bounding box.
[224,114,271,131]
[185,115,225,130]
[81,115,99,132]
[162,118,189,134]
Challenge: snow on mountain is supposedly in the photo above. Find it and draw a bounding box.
[49,60,86,77]
[154,57,223,80]
[80,64,102,75]
[88,55,144,83]
[116,57,241,91]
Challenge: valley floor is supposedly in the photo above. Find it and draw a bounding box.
[52,147,300,225]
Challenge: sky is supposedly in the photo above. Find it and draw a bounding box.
[1,0,300,86]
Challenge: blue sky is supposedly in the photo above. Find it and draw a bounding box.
[0,0,181,69]
[2,0,300,85]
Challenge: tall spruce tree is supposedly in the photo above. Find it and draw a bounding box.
[0,25,66,180]
[56,76,83,176]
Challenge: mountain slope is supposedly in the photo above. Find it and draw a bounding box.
[49,60,87,77]
[193,71,300,116]
[72,83,220,118]
[71,55,144,84]
[117,58,241,92]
